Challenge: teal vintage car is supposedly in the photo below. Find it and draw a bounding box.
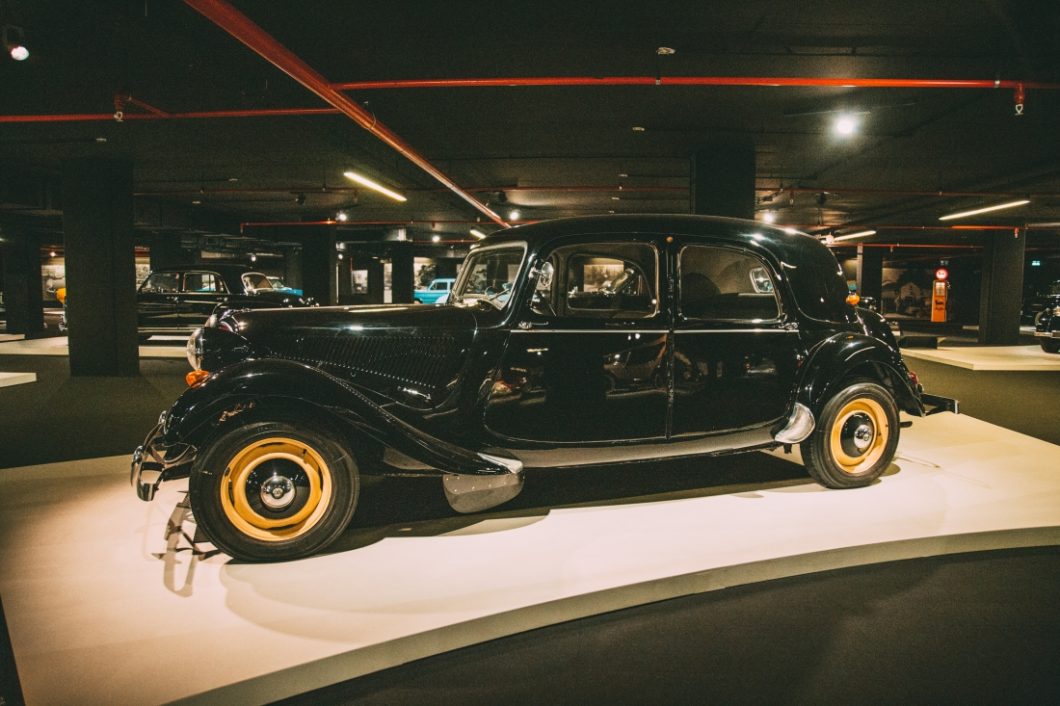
[414,277,456,304]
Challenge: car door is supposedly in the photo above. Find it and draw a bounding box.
[485,235,670,444]
[671,241,801,436]
[179,271,229,327]
[137,271,182,331]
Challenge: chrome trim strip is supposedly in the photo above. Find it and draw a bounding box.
[774,402,815,444]
[510,328,795,334]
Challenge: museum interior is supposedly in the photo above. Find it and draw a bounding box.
[1,1,1058,704]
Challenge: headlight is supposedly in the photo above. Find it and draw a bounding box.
[186,328,204,370]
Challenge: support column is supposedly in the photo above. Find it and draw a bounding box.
[856,245,883,300]
[390,246,415,304]
[0,229,45,334]
[978,229,1025,345]
[338,254,353,301]
[690,140,756,219]
[149,232,185,270]
[298,228,337,305]
[366,257,384,304]
[62,158,138,376]
[284,246,303,290]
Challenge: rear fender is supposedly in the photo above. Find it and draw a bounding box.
[796,333,924,417]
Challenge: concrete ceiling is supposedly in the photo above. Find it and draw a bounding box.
[1,0,1058,259]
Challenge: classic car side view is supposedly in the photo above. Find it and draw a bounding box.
[137,264,314,339]
[131,215,956,562]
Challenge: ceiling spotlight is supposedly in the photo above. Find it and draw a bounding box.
[337,252,344,260]
[618,173,629,178]
[227,177,239,183]
[832,229,877,242]
[431,234,441,243]
[508,209,521,221]
[335,210,349,222]
[656,46,676,55]
[250,254,257,262]
[49,250,56,257]
[343,170,407,202]
[3,25,28,61]
[631,126,646,132]
[833,113,859,137]
[762,211,777,224]
[939,199,1030,221]
[611,196,621,201]
[191,199,202,205]
[469,229,486,239]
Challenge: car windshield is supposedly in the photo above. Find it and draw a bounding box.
[452,244,526,310]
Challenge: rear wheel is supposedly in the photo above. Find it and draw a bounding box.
[189,420,359,562]
[1040,339,1060,354]
[801,381,899,489]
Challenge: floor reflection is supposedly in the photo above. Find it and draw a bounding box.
[154,492,220,596]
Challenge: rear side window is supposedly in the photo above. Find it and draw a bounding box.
[140,272,180,293]
[184,272,225,293]
[679,246,780,321]
[786,248,851,322]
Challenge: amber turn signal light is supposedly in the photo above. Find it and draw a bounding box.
[846,293,860,306]
[185,369,210,387]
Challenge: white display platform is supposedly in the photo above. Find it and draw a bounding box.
[0,333,26,343]
[0,371,36,388]
[1,413,1058,705]
[0,335,184,359]
[901,344,1060,371]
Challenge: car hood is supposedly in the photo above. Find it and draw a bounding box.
[216,304,481,406]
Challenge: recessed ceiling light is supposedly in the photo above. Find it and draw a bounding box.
[336,210,349,222]
[49,250,56,257]
[656,47,676,55]
[632,126,646,132]
[611,196,621,201]
[762,211,776,224]
[469,229,486,239]
[939,199,1030,221]
[833,113,859,137]
[250,254,257,262]
[191,199,202,205]
[343,170,407,202]
[227,177,239,182]
[431,234,441,243]
[94,136,107,143]
[618,173,629,178]
[508,209,521,221]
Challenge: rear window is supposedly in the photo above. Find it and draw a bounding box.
[786,248,851,322]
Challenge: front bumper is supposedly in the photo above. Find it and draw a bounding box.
[130,413,196,501]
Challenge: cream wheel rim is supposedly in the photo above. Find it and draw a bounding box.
[829,398,889,475]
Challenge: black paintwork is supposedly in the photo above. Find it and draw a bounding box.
[136,263,313,335]
[146,215,928,487]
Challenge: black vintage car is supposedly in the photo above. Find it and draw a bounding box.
[137,264,313,338]
[1034,304,1060,353]
[132,215,956,562]
[1022,280,1060,326]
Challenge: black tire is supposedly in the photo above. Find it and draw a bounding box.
[800,381,900,489]
[189,420,359,562]
[1040,339,1060,354]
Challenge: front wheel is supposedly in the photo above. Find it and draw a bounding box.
[189,420,359,562]
[1040,339,1060,354]
[801,382,900,489]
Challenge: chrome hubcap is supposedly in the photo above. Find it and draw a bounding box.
[852,423,874,451]
[260,474,296,509]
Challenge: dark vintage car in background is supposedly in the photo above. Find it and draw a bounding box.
[137,264,313,339]
[131,215,956,562]
[1034,304,1060,353]
[1022,280,1060,326]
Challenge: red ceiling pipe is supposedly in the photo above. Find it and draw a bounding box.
[183,0,507,228]
[333,76,1060,91]
[760,186,1058,198]
[827,243,983,250]
[240,219,522,233]
[0,107,339,123]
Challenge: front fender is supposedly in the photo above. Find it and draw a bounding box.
[165,358,520,477]
[796,332,924,416]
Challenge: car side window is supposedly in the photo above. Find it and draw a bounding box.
[184,272,225,293]
[679,245,780,321]
[531,242,658,319]
[141,272,180,293]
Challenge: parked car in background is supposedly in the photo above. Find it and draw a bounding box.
[267,276,304,297]
[137,264,314,339]
[132,215,956,562]
[1022,280,1060,325]
[1035,304,1060,353]
[414,277,456,304]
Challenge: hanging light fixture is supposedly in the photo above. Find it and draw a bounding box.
[343,170,406,202]
[939,199,1030,221]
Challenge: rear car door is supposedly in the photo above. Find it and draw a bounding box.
[137,271,182,331]
[179,271,229,327]
[671,241,800,436]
